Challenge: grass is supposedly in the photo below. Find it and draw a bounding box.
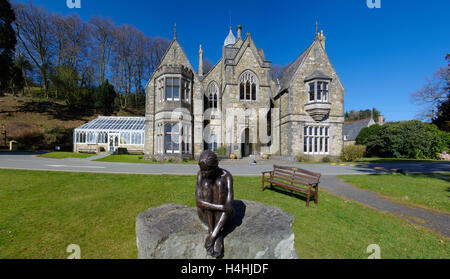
[0,169,448,259]
[94,154,197,164]
[338,173,450,212]
[38,152,95,159]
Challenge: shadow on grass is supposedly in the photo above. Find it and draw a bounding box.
[264,185,311,204]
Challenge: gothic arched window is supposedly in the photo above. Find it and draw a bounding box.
[207,82,219,109]
[239,70,258,101]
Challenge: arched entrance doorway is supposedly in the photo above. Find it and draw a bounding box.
[241,128,252,158]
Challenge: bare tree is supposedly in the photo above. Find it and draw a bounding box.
[89,16,115,85]
[13,3,55,98]
[410,64,449,120]
[202,58,214,75]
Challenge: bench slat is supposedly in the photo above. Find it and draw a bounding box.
[264,179,309,194]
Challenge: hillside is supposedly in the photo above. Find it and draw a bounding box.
[0,94,144,151]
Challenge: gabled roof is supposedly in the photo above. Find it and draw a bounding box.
[343,118,375,141]
[145,38,194,88]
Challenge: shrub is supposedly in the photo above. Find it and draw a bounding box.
[215,146,227,156]
[297,154,310,162]
[322,157,331,163]
[341,145,366,162]
[356,121,450,159]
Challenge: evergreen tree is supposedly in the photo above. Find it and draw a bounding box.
[0,0,17,95]
[94,80,117,115]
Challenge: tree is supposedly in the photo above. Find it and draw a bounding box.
[202,58,214,75]
[270,64,286,81]
[0,0,17,95]
[14,3,54,98]
[13,54,32,95]
[89,16,115,85]
[431,54,450,131]
[358,121,449,159]
[94,80,116,115]
[410,54,449,121]
[345,108,381,122]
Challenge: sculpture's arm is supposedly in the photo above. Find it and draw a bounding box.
[196,171,226,211]
[224,171,234,214]
[197,200,226,211]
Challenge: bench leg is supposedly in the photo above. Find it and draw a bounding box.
[306,193,310,208]
[262,179,265,191]
[315,185,319,204]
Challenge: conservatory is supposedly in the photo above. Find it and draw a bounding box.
[73,116,145,154]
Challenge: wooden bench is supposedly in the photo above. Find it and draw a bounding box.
[262,165,321,207]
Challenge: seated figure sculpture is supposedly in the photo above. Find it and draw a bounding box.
[196,150,234,258]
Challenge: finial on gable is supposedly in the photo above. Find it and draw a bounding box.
[174,23,177,40]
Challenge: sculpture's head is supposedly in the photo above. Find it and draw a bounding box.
[199,150,219,179]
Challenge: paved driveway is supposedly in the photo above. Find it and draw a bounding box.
[0,153,448,176]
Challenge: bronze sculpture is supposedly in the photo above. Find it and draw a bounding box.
[196,150,234,258]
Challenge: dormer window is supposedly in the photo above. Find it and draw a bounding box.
[305,70,332,104]
[307,80,329,103]
[239,70,258,101]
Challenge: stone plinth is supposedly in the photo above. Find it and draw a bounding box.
[136,200,298,259]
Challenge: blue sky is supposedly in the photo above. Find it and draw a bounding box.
[14,0,450,121]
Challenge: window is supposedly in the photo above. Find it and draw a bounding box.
[164,123,180,153]
[97,132,108,144]
[239,70,258,101]
[120,132,130,145]
[209,134,218,151]
[207,82,219,109]
[131,132,144,145]
[307,81,330,103]
[165,77,180,101]
[304,126,330,154]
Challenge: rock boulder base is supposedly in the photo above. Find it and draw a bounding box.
[136,200,298,259]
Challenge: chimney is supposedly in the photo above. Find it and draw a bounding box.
[319,30,326,50]
[198,44,203,77]
[237,25,242,40]
[378,115,384,125]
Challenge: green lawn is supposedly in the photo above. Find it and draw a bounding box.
[37,152,94,159]
[339,173,450,213]
[0,169,448,259]
[94,154,197,164]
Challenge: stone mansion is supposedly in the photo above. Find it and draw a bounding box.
[143,25,345,161]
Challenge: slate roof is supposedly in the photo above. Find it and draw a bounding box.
[275,43,314,98]
[304,70,332,82]
[343,118,375,141]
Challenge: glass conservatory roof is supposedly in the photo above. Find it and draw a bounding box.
[76,117,145,131]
